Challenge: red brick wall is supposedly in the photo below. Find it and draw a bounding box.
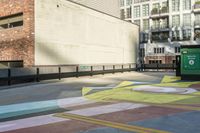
[0,0,34,66]
[145,56,176,64]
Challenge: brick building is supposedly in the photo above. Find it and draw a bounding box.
[0,0,139,68]
[0,0,34,67]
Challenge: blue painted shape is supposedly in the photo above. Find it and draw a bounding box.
[130,111,200,133]
[0,100,59,119]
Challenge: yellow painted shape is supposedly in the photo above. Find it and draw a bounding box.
[85,86,196,104]
[193,92,200,95]
[82,87,93,96]
[115,81,134,88]
[55,113,170,133]
[161,76,181,83]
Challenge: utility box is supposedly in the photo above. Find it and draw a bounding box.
[181,45,200,80]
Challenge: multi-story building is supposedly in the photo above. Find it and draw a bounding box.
[69,0,120,18]
[120,0,200,64]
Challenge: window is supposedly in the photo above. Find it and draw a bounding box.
[183,29,191,40]
[134,20,140,25]
[126,0,132,6]
[141,32,148,43]
[161,18,168,28]
[195,14,200,26]
[142,4,149,17]
[172,15,180,27]
[126,8,132,18]
[183,0,191,10]
[172,30,180,40]
[172,0,180,12]
[154,47,165,54]
[153,3,160,9]
[183,14,191,26]
[152,3,159,15]
[120,9,125,19]
[162,1,168,7]
[175,47,180,53]
[143,19,149,31]
[152,20,160,29]
[134,6,140,18]
[120,0,125,7]
[149,60,162,64]
[0,13,23,30]
[140,48,145,57]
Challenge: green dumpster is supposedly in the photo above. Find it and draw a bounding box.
[181,45,200,80]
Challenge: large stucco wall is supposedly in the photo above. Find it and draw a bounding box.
[34,0,139,65]
[69,0,120,18]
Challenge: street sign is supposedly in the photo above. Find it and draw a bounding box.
[183,54,200,70]
[181,45,200,77]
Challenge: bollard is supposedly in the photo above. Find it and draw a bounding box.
[58,67,61,80]
[8,69,11,86]
[36,68,40,82]
[102,65,105,75]
[91,66,93,76]
[76,66,79,78]
[113,65,115,74]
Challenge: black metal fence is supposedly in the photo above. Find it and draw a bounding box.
[0,64,136,86]
[136,64,176,71]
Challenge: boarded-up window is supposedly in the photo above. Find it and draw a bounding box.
[0,13,23,30]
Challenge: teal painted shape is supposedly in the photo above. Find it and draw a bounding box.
[0,100,58,119]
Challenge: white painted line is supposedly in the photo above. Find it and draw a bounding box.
[0,115,68,132]
[68,103,148,116]
[57,97,95,108]
[133,85,198,94]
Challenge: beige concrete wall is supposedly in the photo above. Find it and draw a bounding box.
[34,0,139,65]
[69,0,120,18]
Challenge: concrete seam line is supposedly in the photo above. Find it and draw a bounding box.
[54,113,170,133]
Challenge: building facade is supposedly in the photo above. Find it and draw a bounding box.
[120,0,200,64]
[0,0,139,67]
[69,0,120,18]
[0,0,35,67]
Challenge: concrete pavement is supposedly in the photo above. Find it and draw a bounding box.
[0,71,199,133]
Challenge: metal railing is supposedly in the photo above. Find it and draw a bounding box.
[0,64,136,86]
[151,25,169,30]
[136,64,176,71]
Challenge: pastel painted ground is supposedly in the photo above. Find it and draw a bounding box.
[83,76,200,106]
[0,74,199,133]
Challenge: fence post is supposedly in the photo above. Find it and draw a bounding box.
[157,63,159,72]
[58,67,61,80]
[36,68,40,82]
[8,69,11,86]
[129,64,131,72]
[91,66,93,76]
[121,65,124,73]
[102,65,105,75]
[113,65,115,74]
[76,66,79,78]
[136,64,138,71]
[173,64,175,71]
